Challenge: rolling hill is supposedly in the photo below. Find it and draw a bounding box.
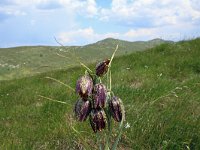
[0,38,169,80]
[0,38,199,149]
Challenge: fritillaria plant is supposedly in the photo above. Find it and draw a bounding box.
[39,45,125,150]
[74,45,125,150]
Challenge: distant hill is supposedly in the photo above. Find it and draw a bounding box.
[0,38,171,80]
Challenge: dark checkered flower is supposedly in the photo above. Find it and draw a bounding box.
[89,109,107,133]
[109,96,123,122]
[96,59,110,77]
[74,99,91,121]
[93,83,107,108]
[76,75,93,99]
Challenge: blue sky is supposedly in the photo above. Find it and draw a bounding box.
[0,0,200,47]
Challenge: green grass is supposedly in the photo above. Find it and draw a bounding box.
[0,38,168,80]
[0,38,200,149]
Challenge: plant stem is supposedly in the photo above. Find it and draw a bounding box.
[104,105,112,150]
[97,132,102,150]
[111,100,125,150]
[109,71,112,91]
[107,70,109,89]
[108,45,118,69]
[111,120,124,150]
[81,62,93,73]
[107,112,112,149]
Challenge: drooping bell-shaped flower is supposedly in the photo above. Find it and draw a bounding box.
[93,83,107,108]
[109,96,123,122]
[96,59,110,77]
[89,109,107,133]
[76,75,93,99]
[74,99,91,121]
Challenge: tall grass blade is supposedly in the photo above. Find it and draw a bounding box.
[45,76,75,92]
[38,95,68,105]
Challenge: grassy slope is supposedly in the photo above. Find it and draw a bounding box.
[0,38,200,149]
[0,38,167,80]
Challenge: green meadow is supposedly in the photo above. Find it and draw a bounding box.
[0,38,200,149]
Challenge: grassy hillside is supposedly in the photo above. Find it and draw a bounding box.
[0,38,168,80]
[0,38,200,149]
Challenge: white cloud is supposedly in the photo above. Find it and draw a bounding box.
[57,27,120,45]
[59,0,98,17]
[57,27,95,44]
[85,0,98,17]
[3,0,199,26]
[123,26,183,41]
[0,0,98,18]
[14,0,43,5]
[124,28,156,39]
[57,23,200,45]
[0,7,26,16]
[98,0,200,27]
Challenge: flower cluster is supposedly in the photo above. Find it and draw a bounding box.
[74,59,125,133]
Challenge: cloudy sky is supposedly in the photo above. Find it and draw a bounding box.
[0,0,200,47]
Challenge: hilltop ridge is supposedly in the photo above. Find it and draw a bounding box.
[0,38,170,80]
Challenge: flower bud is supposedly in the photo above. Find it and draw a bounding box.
[74,99,91,121]
[109,96,123,122]
[96,59,110,77]
[89,109,106,133]
[93,83,107,108]
[76,75,93,99]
